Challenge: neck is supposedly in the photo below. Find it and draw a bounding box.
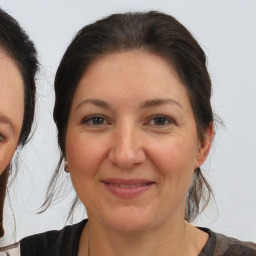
[78,218,207,256]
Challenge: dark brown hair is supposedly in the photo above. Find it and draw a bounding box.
[0,8,38,237]
[43,11,214,222]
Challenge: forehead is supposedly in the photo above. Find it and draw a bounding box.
[0,49,24,135]
[85,50,181,81]
[73,51,190,106]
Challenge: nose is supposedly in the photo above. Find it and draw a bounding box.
[108,123,146,169]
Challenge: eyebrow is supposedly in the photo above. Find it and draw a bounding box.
[75,98,183,110]
[75,99,111,110]
[141,98,183,109]
[0,114,15,132]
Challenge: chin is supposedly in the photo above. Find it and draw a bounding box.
[102,206,157,234]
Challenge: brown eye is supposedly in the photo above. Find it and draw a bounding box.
[82,115,108,126]
[91,117,105,125]
[147,115,174,126]
[153,117,168,125]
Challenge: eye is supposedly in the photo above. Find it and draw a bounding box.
[147,115,174,126]
[0,133,6,143]
[81,115,109,126]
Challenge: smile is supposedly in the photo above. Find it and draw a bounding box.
[107,183,149,188]
[102,179,155,199]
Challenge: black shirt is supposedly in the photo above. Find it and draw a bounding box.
[19,219,256,256]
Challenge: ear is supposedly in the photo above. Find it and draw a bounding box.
[195,122,214,168]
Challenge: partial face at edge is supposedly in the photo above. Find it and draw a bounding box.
[0,50,24,174]
[65,51,213,232]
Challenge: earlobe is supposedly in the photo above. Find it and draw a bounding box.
[196,123,214,167]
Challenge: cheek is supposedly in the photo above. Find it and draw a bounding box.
[65,132,108,178]
[65,132,110,207]
[146,135,198,198]
[148,137,197,173]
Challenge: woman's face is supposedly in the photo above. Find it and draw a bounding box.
[0,50,24,174]
[66,51,212,233]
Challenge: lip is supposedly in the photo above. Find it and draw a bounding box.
[101,179,155,199]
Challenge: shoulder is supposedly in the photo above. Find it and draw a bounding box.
[215,231,256,256]
[199,227,256,256]
[0,242,20,256]
[20,219,87,256]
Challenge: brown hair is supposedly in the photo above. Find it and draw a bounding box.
[43,11,214,222]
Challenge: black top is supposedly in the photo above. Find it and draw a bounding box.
[18,219,256,256]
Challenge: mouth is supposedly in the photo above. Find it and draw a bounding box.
[101,179,155,199]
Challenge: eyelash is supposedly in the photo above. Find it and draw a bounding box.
[81,114,174,127]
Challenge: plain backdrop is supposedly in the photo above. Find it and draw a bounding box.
[0,0,256,246]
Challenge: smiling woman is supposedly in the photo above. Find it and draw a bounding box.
[0,7,38,254]
[20,11,256,256]
[65,50,211,236]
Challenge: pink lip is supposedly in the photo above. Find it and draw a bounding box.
[102,179,155,199]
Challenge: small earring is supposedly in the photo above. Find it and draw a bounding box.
[64,161,69,173]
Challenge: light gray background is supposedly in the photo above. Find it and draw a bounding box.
[0,0,255,246]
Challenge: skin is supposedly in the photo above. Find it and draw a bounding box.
[66,51,213,256]
[0,49,24,174]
